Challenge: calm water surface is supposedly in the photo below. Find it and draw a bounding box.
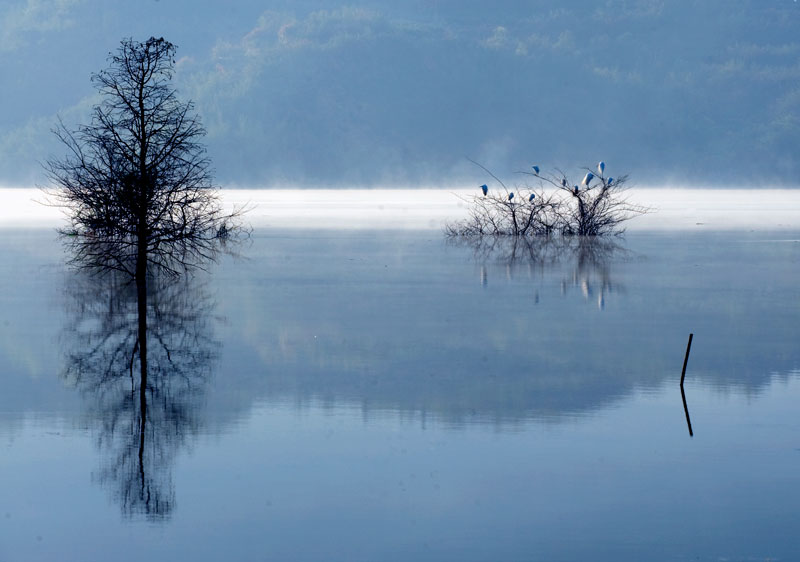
[0,228,798,561]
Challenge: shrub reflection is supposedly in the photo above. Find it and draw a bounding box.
[451,235,628,309]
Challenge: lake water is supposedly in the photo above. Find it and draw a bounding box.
[1,222,799,561]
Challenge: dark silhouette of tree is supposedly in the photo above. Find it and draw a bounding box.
[47,37,240,520]
[529,167,646,236]
[61,271,218,520]
[447,160,647,237]
[446,188,562,237]
[45,37,242,280]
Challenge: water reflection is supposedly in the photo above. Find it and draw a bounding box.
[6,229,797,435]
[680,333,695,437]
[61,273,218,520]
[217,231,799,427]
[3,229,799,562]
[451,235,626,309]
[680,385,694,437]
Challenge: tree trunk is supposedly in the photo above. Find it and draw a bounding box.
[135,190,149,501]
[136,271,148,504]
[135,177,148,282]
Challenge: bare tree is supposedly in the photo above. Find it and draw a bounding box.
[447,160,647,237]
[446,158,561,237]
[524,166,647,236]
[46,38,236,520]
[45,37,242,281]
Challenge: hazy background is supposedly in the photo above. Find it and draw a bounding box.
[1,0,799,188]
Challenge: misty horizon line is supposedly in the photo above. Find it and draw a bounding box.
[3,182,800,191]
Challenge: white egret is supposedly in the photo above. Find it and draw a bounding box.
[582,172,594,187]
[573,185,579,194]
[561,178,567,187]
[532,165,540,174]
[508,192,514,201]
[597,161,605,175]
[607,177,614,186]
[481,184,488,196]
[528,193,536,201]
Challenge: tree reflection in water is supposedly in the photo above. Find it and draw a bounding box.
[61,273,218,520]
[451,235,628,308]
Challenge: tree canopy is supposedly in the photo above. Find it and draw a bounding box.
[46,37,240,278]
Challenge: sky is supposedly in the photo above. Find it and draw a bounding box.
[1,0,799,188]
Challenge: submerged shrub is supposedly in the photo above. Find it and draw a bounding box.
[447,161,648,237]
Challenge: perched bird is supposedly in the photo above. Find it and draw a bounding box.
[582,172,594,187]
[532,165,540,174]
[607,177,614,186]
[597,161,605,175]
[508,192,514,201]
[481,184,488,196]
[561,178,567,187]
[529,193,536,201]
[573,185,579,194]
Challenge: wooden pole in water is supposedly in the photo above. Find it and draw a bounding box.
[680,333,693,387]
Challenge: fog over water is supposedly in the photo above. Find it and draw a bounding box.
[2,1,800,187]
[4,187,800,231]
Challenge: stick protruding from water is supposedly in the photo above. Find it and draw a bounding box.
[680,333,693,386]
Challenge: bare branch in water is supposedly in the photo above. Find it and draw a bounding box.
[448,160,649,238]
